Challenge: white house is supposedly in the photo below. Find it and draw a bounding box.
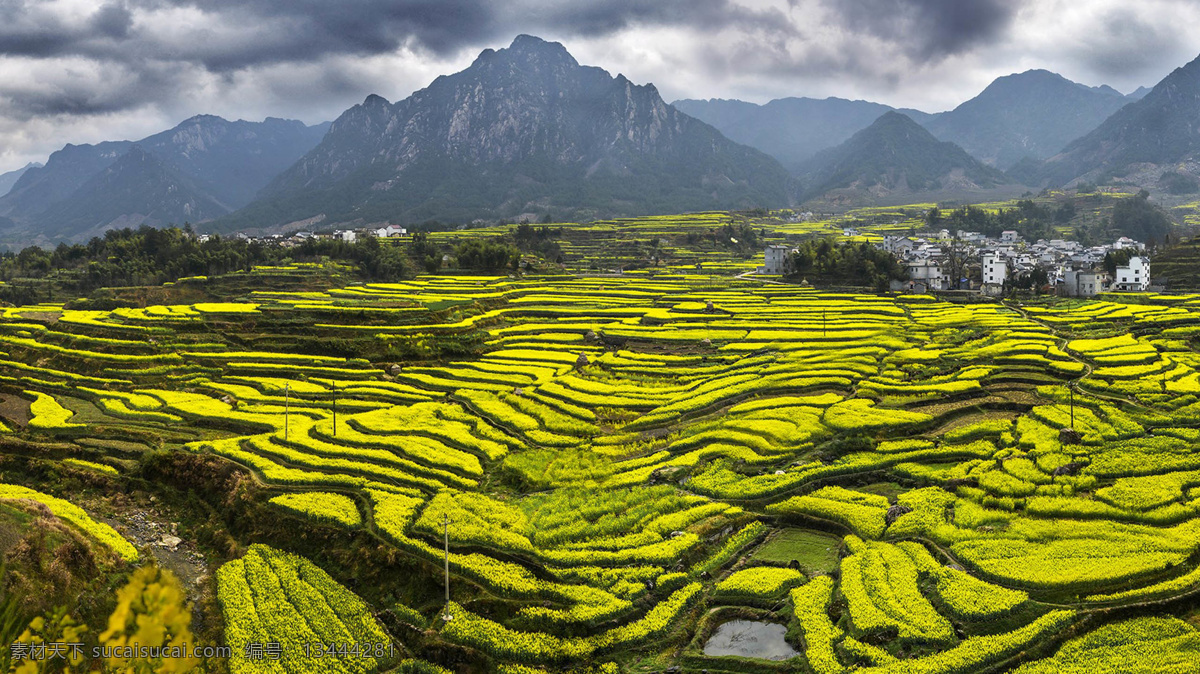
[908,260,945,291]
[338,230,357,243]
[1112,256,1149,291]
[982,254,1008,285]
[760,245,791,275]
[374,225,408,238]
[981,254,1007,296]
[1001,230,1020,243]
[881,236,916,255]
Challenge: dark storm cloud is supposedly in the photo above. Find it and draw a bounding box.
[90,4,135,40]
[530,0,796,39]
[0,58,184,121]
[0,0,798,124]
[825,0,1024,60]
[1071,9,1180,79]
[157,0,499,70]
[4,0,795,72]
[0,1,131,57]
[2,86,141,119]
[123,0,794,72]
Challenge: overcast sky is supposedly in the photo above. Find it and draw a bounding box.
[1,0,1197,173]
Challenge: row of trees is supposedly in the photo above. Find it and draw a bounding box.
[926,191,1176,247]
[785,239,908,291]
[0,226,423,304]
[926,200,1075,241]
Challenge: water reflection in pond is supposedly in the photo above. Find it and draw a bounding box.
[702,620,800,660]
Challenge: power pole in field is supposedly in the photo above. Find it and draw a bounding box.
[443,513,453,621]
[284,383,290,441]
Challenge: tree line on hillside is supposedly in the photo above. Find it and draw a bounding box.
[925,191,1174,246]
[0,226,421,304]
[0,221,578,306]
[926,201,1074,241]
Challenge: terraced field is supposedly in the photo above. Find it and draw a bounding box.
[4,273,1200,672]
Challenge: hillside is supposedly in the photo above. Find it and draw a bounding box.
[923,70,1135,169]
[32,147,228,240]
[798,111,1011,203]
[1030,53,1200,188]
[1,260,1199,672]
[0,116,328,242]
[0,142,133,222]
[216,35,795,232]
[0,162,42,198]
[672,97,929,172]
[674,71,1136,173]
[129,115,330,210]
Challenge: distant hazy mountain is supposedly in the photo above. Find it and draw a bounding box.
[1126,86,1152,101]
[1026,54,1200,188]
[0,116,328,241]
[220,35,794,231]
[34,147,228,239]
[923,70,1135,170]
[133,116,330,210]
[672,97,933,172]
[799,112,1010,202]
[0,163,42,198]
[0,142,132,222]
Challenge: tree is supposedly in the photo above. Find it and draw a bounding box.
[455,239,520,272]
[1111,190,1173,243]
[1103,249,1137,276]
[785,239,907,290]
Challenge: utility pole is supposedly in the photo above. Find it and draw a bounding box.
[442,513,453,620]
[284,383,290,441]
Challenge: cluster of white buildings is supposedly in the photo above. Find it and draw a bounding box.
[877,230,1152,295]
[228,224,408,247]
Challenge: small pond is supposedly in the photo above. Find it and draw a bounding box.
[702,620,800,661]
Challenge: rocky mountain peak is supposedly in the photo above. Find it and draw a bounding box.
[504,34,577,67]
[220,34,794,231]
[362,94,391,108]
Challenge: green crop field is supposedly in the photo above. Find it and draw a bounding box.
[2,261,1200,673]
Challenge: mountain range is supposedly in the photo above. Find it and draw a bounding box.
[671,97,933,173]
[8,34,1200,243]
[216,35,794,232]
[921,70,1138,170]
[0,116,329,242]
[677,70,1143,172]
[798,112,1011,203]
[0,163,41,199]
[1024,54,1200,191]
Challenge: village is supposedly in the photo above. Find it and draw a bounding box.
[763,229,1153,296]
